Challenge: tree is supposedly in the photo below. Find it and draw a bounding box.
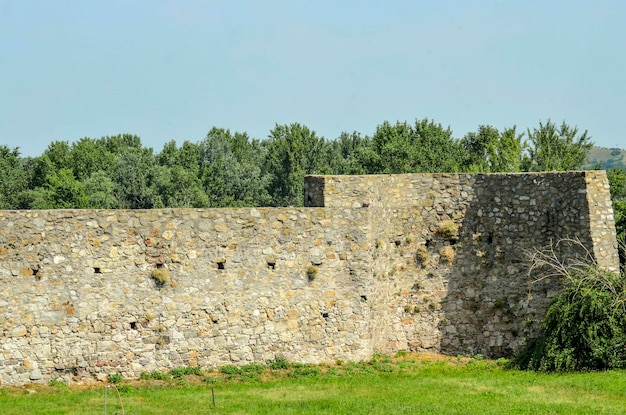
[45,168,87,208]
[513,240,626,371]
[514,268,626,371]
[99,134,143,154]
[111,147,160,209]
[327,132,371,175]
[0,146,28,209]
[156,140,208,208]
[607,168,626,202]
[70,138,115,181]
[199,128,270,207]
[523,120,593,171]
[461,125,525,172]
[365,119,465,174]
[84,171,119,209]
[263,123,329,206]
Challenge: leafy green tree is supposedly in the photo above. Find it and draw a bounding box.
[364,119,465,174]
[22,168,88,209]
[111,147,160,209]
[513,267,626,371]
[461,125,525,172]
[608,168,626,202]
[25,141,72,189]
[99,134,143,154]
[155,140,208,208]
[42,141,72,170]
[522,120,593,171]
[263,123,329,206]
[17,188,56,209]
[83,171,119,209]
[0,146,28,209]
[327,132,370,175]
[46,168,87,208]
[199,128,270,207]
[70,138,115,180]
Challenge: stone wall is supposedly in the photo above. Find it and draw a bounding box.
[0,171,619,386]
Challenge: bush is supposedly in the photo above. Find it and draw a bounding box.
[140,370,171,380]
[288,366,320,379]
[513,266,626,372]
[170,366,203,378]
[107,373,124,384]
[219,365,241,376]
[440,245,455,263]
[415,246,429,267]
[438,220,458,240]
[267,356,290,370]
[241,363,265,374]
[151,268,171,286]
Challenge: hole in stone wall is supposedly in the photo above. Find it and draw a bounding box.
[32,267,39,276]
[321,311,329,318]
[267,261,276,269]
[487,232,494,244]
[394,240,401,247]
[93,267,101,274]
[362,202,370,208]
[360,295,367,302]
[130,322,137,330]
[217,261,225,270]
[425,239,434,248]
[156,263,165,269]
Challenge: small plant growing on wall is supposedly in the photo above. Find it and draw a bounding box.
[493,298,508,310]
[438,220,459,240]
[151,267,171,286]
[305,264,319,282]
[415,246,429,267]
[440,245,456,263]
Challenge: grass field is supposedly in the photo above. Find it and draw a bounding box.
[1,354,626,414]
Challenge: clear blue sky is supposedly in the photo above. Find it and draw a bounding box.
[1,0,625,157]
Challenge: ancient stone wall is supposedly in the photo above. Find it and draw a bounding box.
[0,171,619,386]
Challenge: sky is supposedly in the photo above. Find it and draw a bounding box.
[1,0,625,157]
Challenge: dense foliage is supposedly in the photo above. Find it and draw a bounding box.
[0,118,600,209]
[513,267,626,372]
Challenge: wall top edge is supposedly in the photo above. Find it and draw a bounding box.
[0,206,330,214]
[306,171,603,179]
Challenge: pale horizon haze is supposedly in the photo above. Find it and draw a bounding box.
[1,0,625,157]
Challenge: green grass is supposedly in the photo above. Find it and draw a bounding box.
[2,355,626,414]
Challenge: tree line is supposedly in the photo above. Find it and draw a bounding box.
[0,118,606,211]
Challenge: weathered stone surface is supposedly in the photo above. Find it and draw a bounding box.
[0,172,618,386]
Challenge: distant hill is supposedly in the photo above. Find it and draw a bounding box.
[584,146,626,170]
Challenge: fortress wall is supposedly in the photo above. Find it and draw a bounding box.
[0,207,375,385]
[306,171,618,356]
[0,171,619,386]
